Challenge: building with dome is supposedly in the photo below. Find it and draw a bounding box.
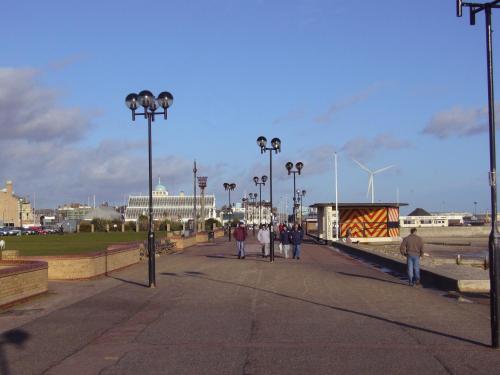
[124,178,216,223]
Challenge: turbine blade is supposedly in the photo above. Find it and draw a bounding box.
[352,158,371,173]
[373,165,395,174]
[367,175,373,198]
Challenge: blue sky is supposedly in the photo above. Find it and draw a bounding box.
[0,0,498,214]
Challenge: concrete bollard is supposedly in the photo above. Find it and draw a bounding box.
[121,223,125,233]
[91,224,95,233]
[136,221,139,232]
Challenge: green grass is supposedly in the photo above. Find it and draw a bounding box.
[2,232,165,256]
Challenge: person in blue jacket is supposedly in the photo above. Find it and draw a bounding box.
[290,223,304,260]
[280,225,292,259]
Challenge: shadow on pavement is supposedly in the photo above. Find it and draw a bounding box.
[205,254,268,263]
[336,271,406,286]
[0,329,30,375]
[109,276,148,288]
[179,273,488,348]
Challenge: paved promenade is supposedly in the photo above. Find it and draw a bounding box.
[1,236,499,374]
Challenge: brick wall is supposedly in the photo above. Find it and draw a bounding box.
[1,246,140,280]
[0,260,48,307]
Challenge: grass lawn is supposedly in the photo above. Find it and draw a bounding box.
[1,232,166,256]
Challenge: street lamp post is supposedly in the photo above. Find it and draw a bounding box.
[198,177,208,231]
[193,161,197,233]
[249,193,257,235]
[457,0,500,348]
[223,183,236,241]
[296,189,306,225]
[253,176,268,226]
[125,90,174,288]
[257,136,281,263]
[285,162,304,224]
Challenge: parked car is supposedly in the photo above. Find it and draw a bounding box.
[7,228,21,236]
[0,227,10,236]
[31,226,48,235]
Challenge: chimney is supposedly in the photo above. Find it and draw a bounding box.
[6,180,13,194]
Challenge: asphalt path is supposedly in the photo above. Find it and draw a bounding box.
[1,236,499,374]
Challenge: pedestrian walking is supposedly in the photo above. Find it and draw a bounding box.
[291,223,304,260]
[280,225,292,259]
[257,224,270,258]
[400,228,424,287]
[233,221,247,259]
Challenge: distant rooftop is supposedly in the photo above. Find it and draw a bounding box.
[309,202,408,208]
[407,208,431,216]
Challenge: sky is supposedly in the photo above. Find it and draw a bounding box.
[0,0,498,215]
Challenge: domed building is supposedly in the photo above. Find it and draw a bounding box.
[125,178,216,223]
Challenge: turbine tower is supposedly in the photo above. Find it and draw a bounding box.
[352,159,394,203]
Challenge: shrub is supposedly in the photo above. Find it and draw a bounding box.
[205,218,221,229]
[91,218,109,232]
[124,222,136,232]
[79,221,92,232]
[138,215,148,232]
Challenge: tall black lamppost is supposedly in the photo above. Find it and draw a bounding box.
[253,175,268,226]
[249,192,258,235]
[193,161,198,233]
[285,162,304,223]
[198,177,208,231]
[457,0,500,348]
[223,183,236,241]
[296,189,306,224]
[257,136,281,263]
[125,90,174,288]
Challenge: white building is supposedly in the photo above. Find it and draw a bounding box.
[399,208,465,227]
[125,180,216,222]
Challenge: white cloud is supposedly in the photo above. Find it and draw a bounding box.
[340,134,410,161]
[0,68,92,142]
[422,105,492,139]
[313,82,388,125]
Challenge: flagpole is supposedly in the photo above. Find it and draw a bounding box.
[335,152,339,241]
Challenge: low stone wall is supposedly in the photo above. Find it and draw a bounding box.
[0,260,48,307]
[195,231,209,243]
[400,226,490,238]
[2,245,140,280]
[214,228,224,238]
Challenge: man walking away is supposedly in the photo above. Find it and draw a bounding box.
[233,221,247,259]
[291,223,304,260]
[280,225,292,259]
[400,228,424,286]
[257,224,270,258]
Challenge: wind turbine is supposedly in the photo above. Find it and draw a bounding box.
[352,159,394,203]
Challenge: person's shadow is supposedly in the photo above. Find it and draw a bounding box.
[0,329,30,375]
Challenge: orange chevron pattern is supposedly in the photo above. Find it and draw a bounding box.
[388,207,399,222]
[388,228,400,237]
[340,207,401,238]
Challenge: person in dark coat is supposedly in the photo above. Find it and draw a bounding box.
[290,223,304,260]
[400,228,424,286]
[233,221,247,259]
[280,225,292,259]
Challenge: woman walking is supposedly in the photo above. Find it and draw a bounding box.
[257,224,270,258]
